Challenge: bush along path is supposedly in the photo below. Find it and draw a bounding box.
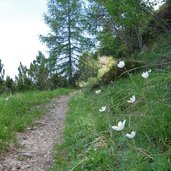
[0,94,72,171]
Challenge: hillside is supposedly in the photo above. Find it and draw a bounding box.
[0,1,170,170]
[52,31,171,170]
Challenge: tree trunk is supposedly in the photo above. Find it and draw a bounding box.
[68,0,72,84]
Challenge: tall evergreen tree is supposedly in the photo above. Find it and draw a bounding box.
[15,62,33,91]
[40,0,91,84]
[29,51,49,90]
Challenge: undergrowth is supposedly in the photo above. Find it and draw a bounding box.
[52,69,171,171]
[138,31,171,64]
[0,88,72,152]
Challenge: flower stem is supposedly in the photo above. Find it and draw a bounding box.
[124,67,137,88]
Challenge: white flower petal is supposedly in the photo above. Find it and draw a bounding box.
[112,126,121,131]
[132,95,136,101]
[118,121,122,127]
[122,120,126,128]
[127,100,132,103]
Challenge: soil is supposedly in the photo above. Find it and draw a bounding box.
[0,94,72,171]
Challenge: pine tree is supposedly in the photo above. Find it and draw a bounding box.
[29,51,49,90]
[16,62,33,91]
[40,0,91,85]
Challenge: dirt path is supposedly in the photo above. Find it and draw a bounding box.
[0,94,72,171]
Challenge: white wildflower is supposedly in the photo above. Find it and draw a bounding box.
[127,95,136,103]
[141,71,149,79]
[99,106,106,112]
[117,61,125,68]
[112,120,126,131]
[126,131,136,139]
[95,90,101,94]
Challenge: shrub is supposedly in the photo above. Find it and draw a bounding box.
[99,60,144,85]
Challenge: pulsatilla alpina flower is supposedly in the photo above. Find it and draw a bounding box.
[142,70,151,79]
[127,95,136,103]
[95,90,101,94]
[99,106,106,112]
[112,120,126,131]
[126,131,136,139]
[117,61,125,68]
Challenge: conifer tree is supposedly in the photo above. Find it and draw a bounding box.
[40,0,91,84]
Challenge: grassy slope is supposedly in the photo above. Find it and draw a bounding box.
[0,88,72,152]
[52,43,171,171]
[53,70,171,171]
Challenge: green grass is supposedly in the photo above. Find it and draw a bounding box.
[0,88,72,152]
[52,69,171,171]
